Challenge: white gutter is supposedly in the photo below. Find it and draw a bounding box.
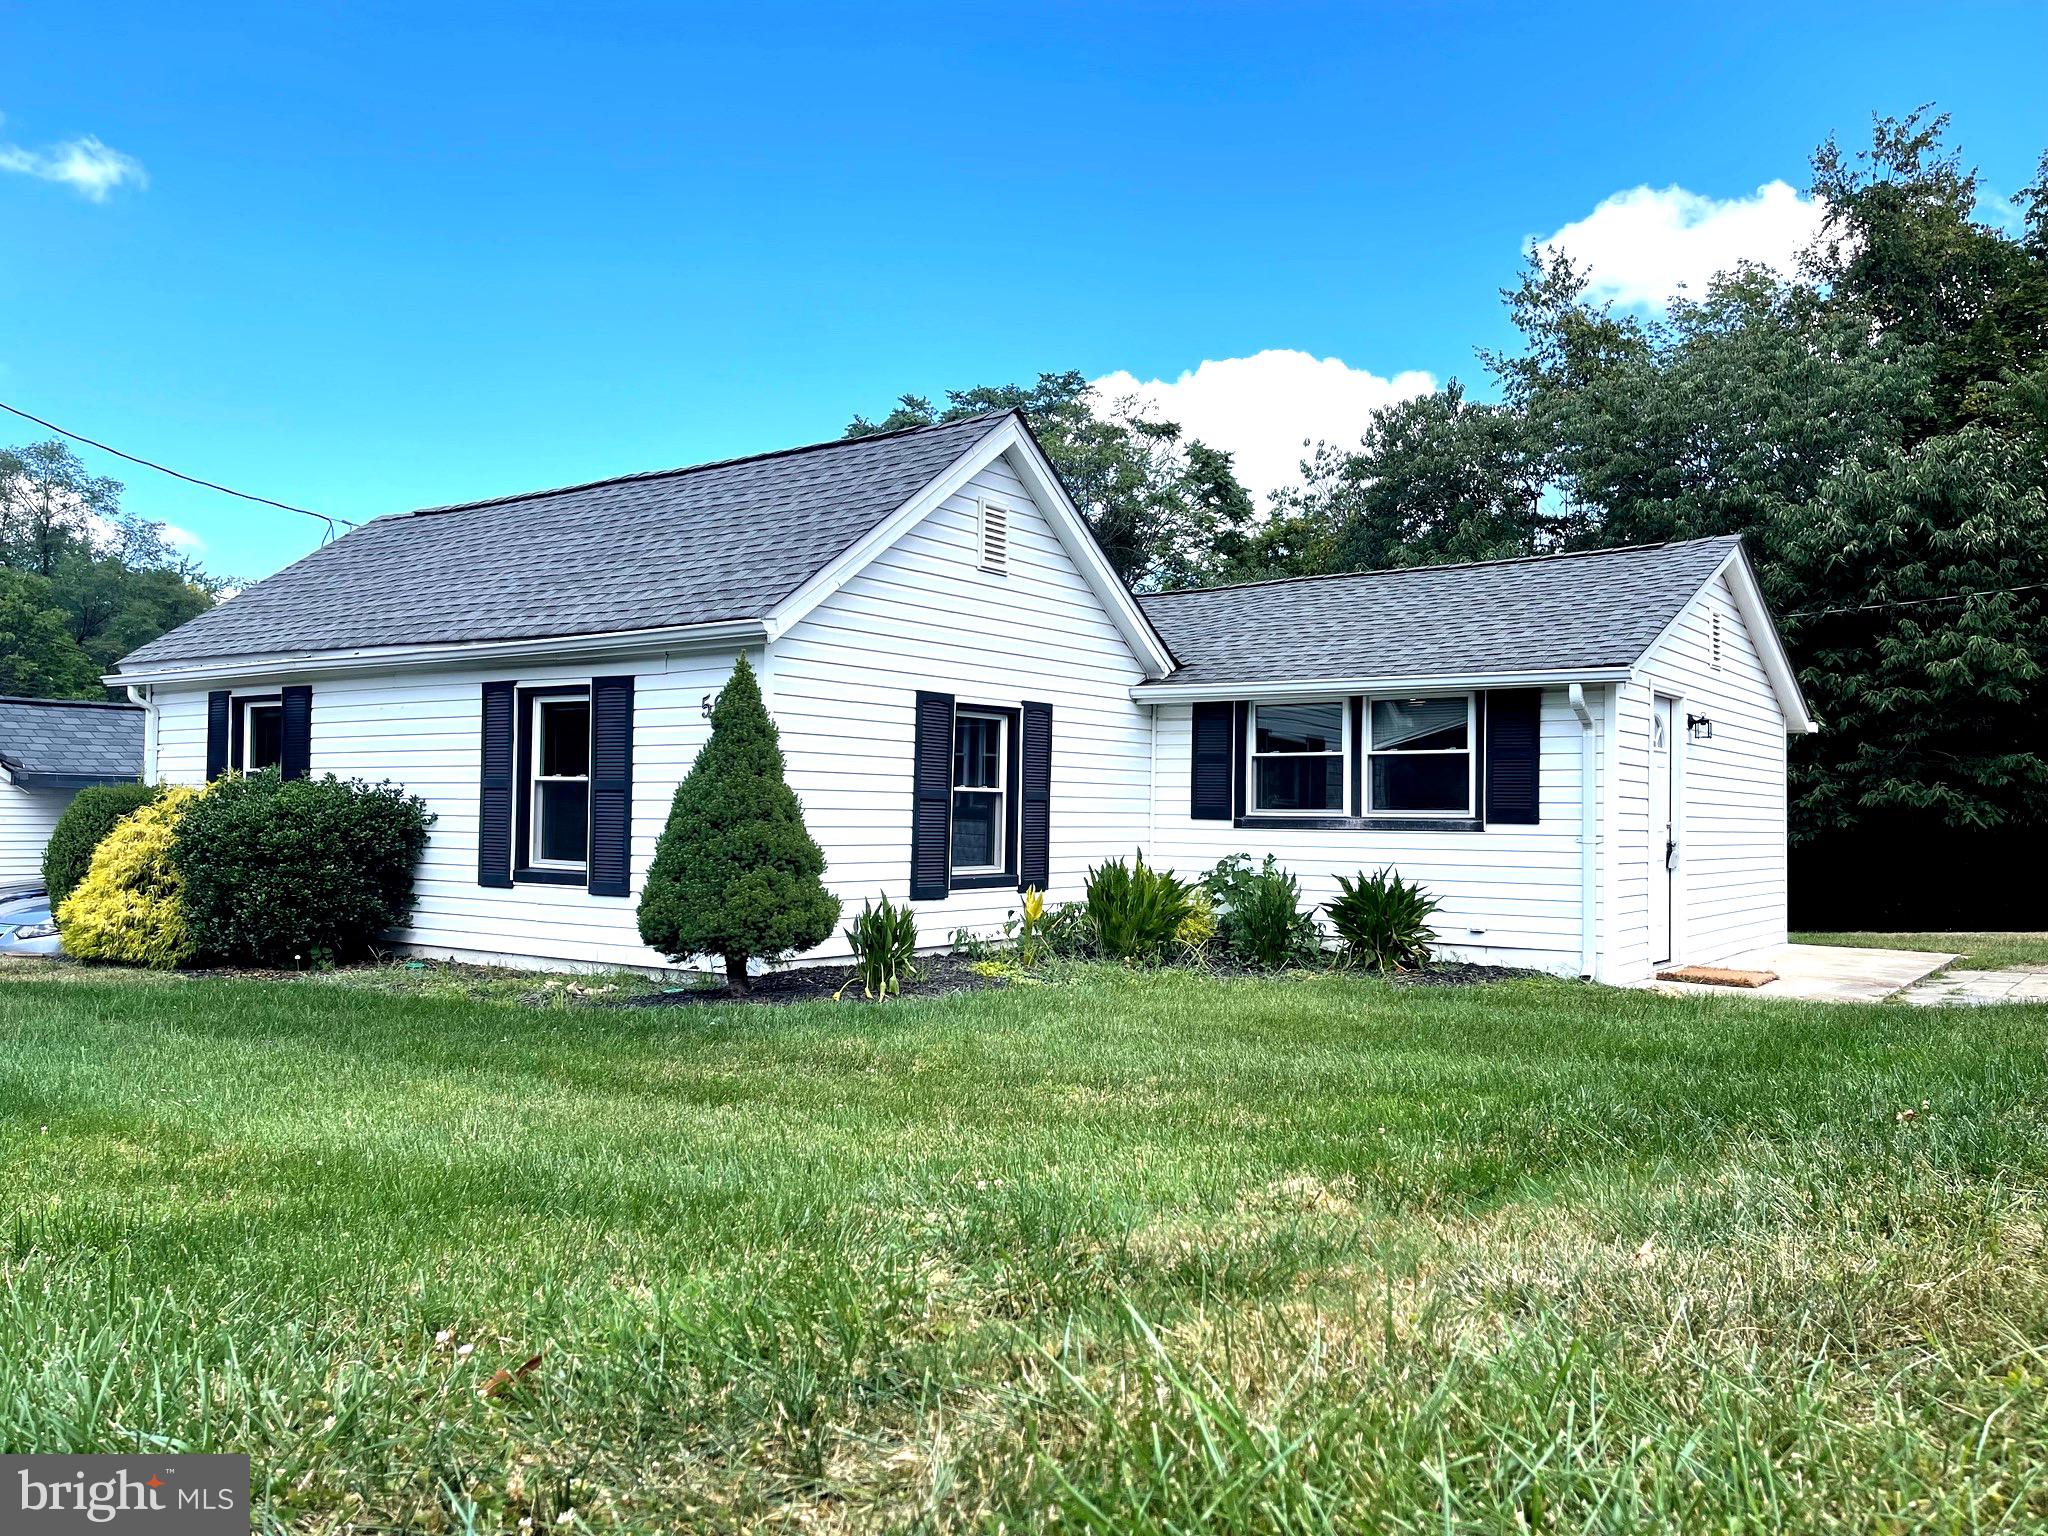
[1131,666,1632,704]
[1568,683,1597,979]
[107,618,773,689]
[125,684,159,786]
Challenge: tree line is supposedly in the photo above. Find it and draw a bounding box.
[0,440,223,698]
[851,112,2048,925]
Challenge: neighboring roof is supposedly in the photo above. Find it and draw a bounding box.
[120,412,1015,669]
[1137,536,1745,686]
[0,697,144,789]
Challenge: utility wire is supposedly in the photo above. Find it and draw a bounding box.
[1786,581,2048,619]
[0,399,354,540]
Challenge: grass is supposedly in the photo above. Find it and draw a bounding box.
[2,964,2047,1532]
[1794,931,2048,970]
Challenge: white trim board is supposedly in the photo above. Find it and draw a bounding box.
[1132,667,1633,704]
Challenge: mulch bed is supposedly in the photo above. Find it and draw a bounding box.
[620,953,1006,1008]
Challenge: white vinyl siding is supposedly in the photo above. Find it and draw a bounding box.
[1150,687,1606,976]
[770,451,1151,949]
[1625,571,1789,970]
[152,652,744,972]
[0,782,74,889]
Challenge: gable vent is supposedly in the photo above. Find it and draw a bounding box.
[979,500,1010,573]
[1711,609,1723,671]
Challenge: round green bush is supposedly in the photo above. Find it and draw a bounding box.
[42,781,163,907]
[171,770,434,967]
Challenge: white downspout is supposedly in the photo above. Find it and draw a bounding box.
[1145,701,1158,864]
[125,683,159,787]
[1568,684,1597,979]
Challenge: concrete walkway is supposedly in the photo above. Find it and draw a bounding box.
[1647,942,1955,1003]
[1898,962,2048,1007]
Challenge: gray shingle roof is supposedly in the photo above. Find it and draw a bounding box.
[120,412,1014,669]
[0,697,144,787]
[1138,536,1742,686]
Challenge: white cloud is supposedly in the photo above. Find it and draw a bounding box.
[0,112,147,202]
[161,523,203,551]
[1534,181,1825,309]
[1091,349,1436,504]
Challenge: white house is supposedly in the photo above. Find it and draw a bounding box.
[0,696,145,892]
[111,410,1814,983]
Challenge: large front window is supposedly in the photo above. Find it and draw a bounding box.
[951,711,1006,873]
[529,695,591,869]
[1250,701,1346,813]
[1367,695,1473,815]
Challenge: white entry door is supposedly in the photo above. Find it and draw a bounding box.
[1650,696,1676,965]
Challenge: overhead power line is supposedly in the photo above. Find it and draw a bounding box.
[1786,581,2048,619]
[0,399,354,540]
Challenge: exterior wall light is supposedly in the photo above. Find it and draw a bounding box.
[1687,713,1714,740]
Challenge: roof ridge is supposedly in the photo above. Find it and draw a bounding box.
[399,409,1017,522]
[0,695,141,712]
[1138,535,1741,602]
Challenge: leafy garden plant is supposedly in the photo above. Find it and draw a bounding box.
[1083,852,1195,964]
[42,781,162,908]
[1202,853,1320,968]
[1326,867,1441,973]
[838,894,918,999]
[56,784,206,968]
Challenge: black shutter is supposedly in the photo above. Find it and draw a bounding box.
[588,674,634,896]
[1019,701,1051,890]
[205,690,231,781]
[1485,689,1541,825]
[280,686,312,780]
[1189,702,1233,820]
[477,681,516,888]
[1350,696,1365,817]
[1232,701,1250,818]
[910,690,954,900]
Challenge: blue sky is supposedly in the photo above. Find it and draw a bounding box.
[3,1,2043,582]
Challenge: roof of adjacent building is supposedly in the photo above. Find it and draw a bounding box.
[0,697,145,788]
[120,412,1015,669]
[1136,536,1744,686]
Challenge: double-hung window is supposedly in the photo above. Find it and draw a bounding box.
[950,711,1007,873]
[1367,695,1474,815]
[527,693,592,871]
[1249,701,1347,814]
[240,699,284,772]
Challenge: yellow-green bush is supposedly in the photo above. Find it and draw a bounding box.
[57,784,205,968]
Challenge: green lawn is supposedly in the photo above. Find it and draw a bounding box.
[3,966,2047,1532]
[1794,930,2048,970]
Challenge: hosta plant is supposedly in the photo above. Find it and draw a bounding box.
[1326,867,1441,973]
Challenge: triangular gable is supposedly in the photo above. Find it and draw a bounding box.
[762,411,1177,678]
[1645,543,1816,734]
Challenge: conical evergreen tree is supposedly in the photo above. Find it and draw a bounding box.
[637,654,840,991]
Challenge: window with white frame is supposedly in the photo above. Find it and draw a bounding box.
[528,695,592,869]
[1249,701,1347,813]
[1367,694,1474,815]
[951,711,1006,872]
[241,699,283,772]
